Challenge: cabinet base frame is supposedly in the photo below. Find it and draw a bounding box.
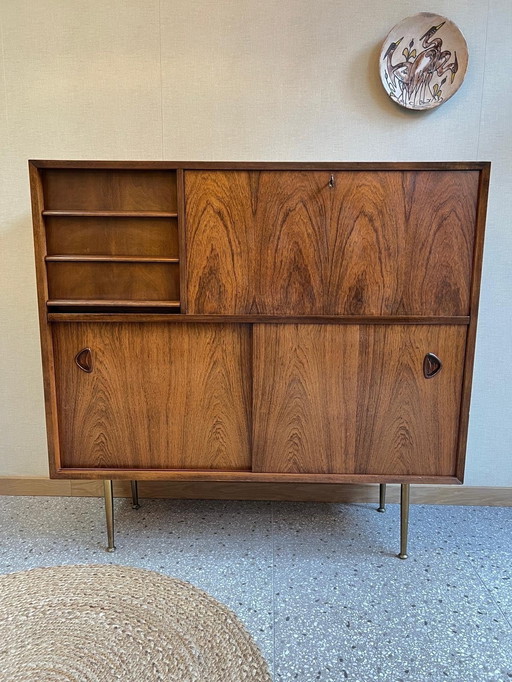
[58,468,461,485]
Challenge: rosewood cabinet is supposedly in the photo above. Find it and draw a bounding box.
[30,161,490,558]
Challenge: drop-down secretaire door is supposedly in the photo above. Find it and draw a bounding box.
[185,169,478,316]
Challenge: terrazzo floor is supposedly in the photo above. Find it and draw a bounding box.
[0,495,511,681]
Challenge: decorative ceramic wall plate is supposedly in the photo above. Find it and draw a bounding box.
[379,12,468,110]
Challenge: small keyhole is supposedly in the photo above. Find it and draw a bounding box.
[328,174,335,188]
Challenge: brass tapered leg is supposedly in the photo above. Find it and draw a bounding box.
[103,480,116,552]
[130,481,140,509]
[397,483,410,559]
[377,483,386,512]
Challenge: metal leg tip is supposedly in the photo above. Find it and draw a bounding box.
[377,506,386,513]
[131,503,140,510]
[106,546,116,553]
[397,552,408,560]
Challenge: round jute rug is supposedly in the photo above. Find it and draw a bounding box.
[0,564,271,681]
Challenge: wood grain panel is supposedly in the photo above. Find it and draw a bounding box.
[353,325,467,475]
[328,171,478,315]
[42,169,177,211]
[47,262,180,301]
[328,172,402,314]
[45,217,179,257]
[185,171,256,313]
[256,172,328,314]
[253,325,466,476]
[185,170,478,315]
[52,323,251,470]
[253,325,360,473]
[399,171,479,315]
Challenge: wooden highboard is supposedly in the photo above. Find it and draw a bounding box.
[30,160,490,556]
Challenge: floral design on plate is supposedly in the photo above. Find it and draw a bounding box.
[379,12,469,110]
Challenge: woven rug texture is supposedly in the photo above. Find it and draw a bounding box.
[0,564,271,681]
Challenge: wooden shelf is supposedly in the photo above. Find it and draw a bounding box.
[45,255,179,263]
[42,210,178,218]
[47,299,181,308]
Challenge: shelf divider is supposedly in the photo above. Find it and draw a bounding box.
[42,210,178,218]
[47,299,181,308]
[45,255,179,263]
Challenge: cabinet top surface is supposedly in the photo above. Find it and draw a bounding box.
[29,160,491,171]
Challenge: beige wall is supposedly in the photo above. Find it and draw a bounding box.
[1,0,510,485]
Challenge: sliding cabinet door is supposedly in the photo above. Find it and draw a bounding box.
[52,323,251,471]
[253,324,467,477]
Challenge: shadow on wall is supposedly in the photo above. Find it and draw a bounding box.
[0,211,46,471]
[1,212,40,311]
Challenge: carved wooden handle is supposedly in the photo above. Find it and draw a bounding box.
[423,352,442,379]
[75,348,93,373]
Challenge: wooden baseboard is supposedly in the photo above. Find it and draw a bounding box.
[0,477,510,506]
